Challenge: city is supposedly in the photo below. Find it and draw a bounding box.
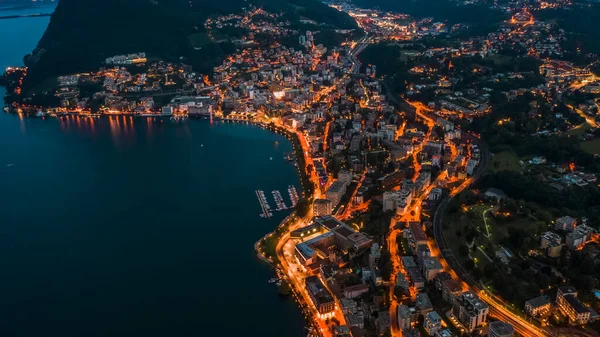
[3,0,600,337]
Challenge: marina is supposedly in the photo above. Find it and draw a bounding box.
[256,186,300,217]
[272,190,288,211]
[288,185,299,207]
[255,190,273,218]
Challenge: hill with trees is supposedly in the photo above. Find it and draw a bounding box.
[22,0,357,90]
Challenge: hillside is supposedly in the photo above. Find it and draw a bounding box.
[353,0,506,36]
[23,0,356,89]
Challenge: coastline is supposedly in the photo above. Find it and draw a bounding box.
[0,13,52,20]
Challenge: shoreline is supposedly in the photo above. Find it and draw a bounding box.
[0,13,52,20]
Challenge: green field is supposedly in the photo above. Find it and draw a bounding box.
[581,138,600,155]
[443,204,538,271]
[489,151,522,173]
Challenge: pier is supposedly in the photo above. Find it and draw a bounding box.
[256,190,273,218]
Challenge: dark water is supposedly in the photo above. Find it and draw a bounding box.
[0,8,306,337]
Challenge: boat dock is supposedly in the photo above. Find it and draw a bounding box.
[256,190,273,218]
[257,187,299,218]
[288,185,299,207]
[272,190,288,211]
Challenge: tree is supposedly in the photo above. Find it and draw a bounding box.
[458,244,470,257]
[465,259,475,270]
[484,264,496,279]
[295,198,311,218]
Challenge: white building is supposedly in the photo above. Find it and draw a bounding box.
[453,291,489,332]
[424,311,442,336]
[555,216,576,231]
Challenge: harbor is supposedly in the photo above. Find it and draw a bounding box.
[256,185,299,218]
[256,190,273,219]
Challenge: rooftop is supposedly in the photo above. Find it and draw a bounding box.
[409,222,427,242]
[442,279,462,292]
[423,256,443,271]
[416,292,433,310]
[489,321,514,335]
[460,291,488,313]
[425,310,442,323]
[564,294,590,314]
[525,296,550,308]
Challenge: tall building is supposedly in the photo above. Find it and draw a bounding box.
[488,321,514,337]
[338,170,353,185]
[453,291,489,332]
[313,199,333,217]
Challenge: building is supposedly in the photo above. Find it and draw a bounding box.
[488,321,514,337]
[376,310,391,336]
[305,276,335,316]
[340,298,357,314]
[453,291,489,332]
[314,216,373,251]
[435,330,454,337]
[402,256,418,269]
[422,256,444,281]
[383,191,398,212]
[294,232,334,266]
[416,293,433,316]
[524,296,551,318]
[540,231,562,257]
[333,326,352,337]
[397,305,412,330]
[442,279,463,304]
[556,286,591,325]
[313,199,333,217]
[566,225,594,249]
[434,272,452,291]
[326,180,347,207]
[343,283,369,299]
[407,267,426,290]
[338,170,353,185]
[555,216,576,231]
[429,187,443,201]
[405,222,428,253]
[424,311,442,336]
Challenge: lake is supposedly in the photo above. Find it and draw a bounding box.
[0,6,306,337]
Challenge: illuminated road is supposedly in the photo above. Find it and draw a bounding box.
[566,103,598,129]
[387,100,437,337]
[265,34,374,337]
[381,99,551,337]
